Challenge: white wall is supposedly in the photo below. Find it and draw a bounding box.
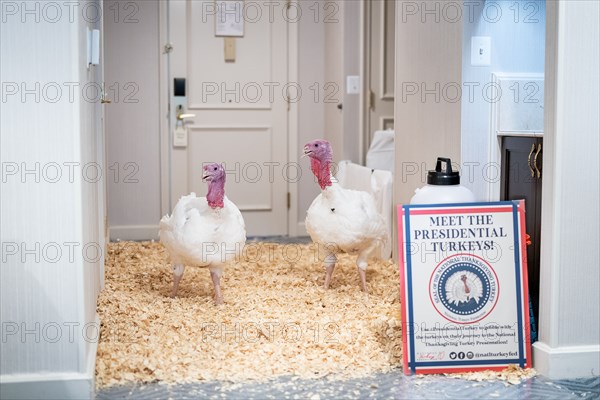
[461,0,546,200]
[394,1,463,204]
[0,1,103,398]
[296,3,327,234]
[533,0,600,379]
[296,1,362,234]
[341,0,362,164]
[104,0,161,240]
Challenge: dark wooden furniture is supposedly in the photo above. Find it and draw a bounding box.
[500,136,543,326]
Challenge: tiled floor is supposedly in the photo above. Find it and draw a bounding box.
[98,237,600,399]
[97,372,600,399]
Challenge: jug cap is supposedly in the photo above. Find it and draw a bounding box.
[427,157,460,185]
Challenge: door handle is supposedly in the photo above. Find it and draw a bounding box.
[177,104,196,121]
[533,143,542,178]
[175,104,195,127]
[527,143,535,177]
[176,105,195,120]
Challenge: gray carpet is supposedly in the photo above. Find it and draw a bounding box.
[97,371,600,399]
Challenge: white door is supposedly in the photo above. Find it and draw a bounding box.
[168,0,289,236]
[367,0,395,144]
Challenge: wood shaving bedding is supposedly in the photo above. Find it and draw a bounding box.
[447,364,537,385]
[95,241,535,388]
[96,241,402,388]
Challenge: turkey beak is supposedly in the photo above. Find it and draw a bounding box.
[302,145,311,158]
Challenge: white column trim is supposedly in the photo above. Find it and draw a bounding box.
[533,342,600,379]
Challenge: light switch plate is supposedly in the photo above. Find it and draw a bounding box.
[173,126,187,147]
[471,36,491,66]
[346,75,360,94]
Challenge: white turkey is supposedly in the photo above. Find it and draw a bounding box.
[303,139,387,292]
[445,271,483,306]
[159,163,246,304]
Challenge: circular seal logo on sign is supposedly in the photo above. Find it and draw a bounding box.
[429,254,499,324]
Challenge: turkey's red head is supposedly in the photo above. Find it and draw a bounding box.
[203,163,226,208]
[202,163,226,183]
[303,139,332,190]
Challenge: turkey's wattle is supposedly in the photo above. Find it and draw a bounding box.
[309,154,332,190]
[205,167,225,209]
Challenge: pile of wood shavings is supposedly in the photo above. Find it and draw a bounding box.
[96,241,402,388]
[446,364,537,385]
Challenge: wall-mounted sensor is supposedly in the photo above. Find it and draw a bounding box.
[91,29,100,65]
[87,29,100,66]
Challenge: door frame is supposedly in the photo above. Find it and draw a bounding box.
[360,0,396,163]
[158,1,299,236]
[96,0,107,290]
[359,0,368,164]
[159,0,170,218]
[287,13,299,236]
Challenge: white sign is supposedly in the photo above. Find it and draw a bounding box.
[397,201,532,374]
[215,1,244,37]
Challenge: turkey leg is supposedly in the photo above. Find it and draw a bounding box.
[357,266,368,293]
[171,264,185,297]
[324,253,337,289]
[356,242,378,293]
[210,268,224,305]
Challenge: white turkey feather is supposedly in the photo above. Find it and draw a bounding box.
[159,192,246,267]
[305,183,387,259]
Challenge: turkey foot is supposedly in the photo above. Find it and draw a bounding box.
[171,264,185,297]
[211,270,224,305]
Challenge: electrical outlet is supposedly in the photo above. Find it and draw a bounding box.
[471,36,491,66]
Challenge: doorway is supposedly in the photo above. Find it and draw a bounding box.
[165,0,291,236]
[364,0,395,150]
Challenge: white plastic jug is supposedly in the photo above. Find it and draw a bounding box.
[410,157,476,204]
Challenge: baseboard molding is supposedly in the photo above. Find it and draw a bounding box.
[296,222,308,236]
[112,223,308,241]
[0,374,93,400]
[0,315,99,400]
[533,341,600,379]
[110,224,159,241]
